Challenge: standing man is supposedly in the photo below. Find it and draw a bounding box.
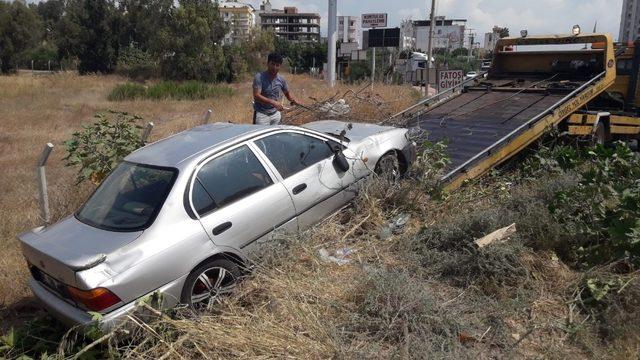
[253,53,299,125]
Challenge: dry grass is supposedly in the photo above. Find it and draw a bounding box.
[3,72,637,359]
[0,72,417,323]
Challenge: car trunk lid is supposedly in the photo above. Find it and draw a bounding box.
[19,215,142,288]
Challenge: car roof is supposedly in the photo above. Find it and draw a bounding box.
[125,122,271,168]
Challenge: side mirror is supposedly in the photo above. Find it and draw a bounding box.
[333,150,350,172]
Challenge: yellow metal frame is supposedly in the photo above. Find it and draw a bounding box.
[567,113,640,136]
[445,34,616,191]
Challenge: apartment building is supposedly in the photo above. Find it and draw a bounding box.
[484,26,508,51]
[619,0,640,43]
[256,1,321,43]
[409,16,467,52]
[338,16,360,45]
[219,1,255,45]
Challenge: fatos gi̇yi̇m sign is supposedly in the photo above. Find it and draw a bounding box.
[437,70,464,92]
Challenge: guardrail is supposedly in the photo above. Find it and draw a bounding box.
[384,71,488,123]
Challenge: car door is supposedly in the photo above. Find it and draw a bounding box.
[252,131,357,230]
[188,143,297,255]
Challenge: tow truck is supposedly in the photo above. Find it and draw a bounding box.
[566,39,640,144]
[387,32,618,191]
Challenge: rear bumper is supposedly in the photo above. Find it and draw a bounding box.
[29,275,187,331]
[30,278,137,330]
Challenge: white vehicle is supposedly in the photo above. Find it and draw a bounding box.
[465,71,478,79]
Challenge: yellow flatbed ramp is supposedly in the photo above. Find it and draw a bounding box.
[389,34,616,191]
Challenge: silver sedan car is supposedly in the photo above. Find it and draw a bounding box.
[19,120,415,329]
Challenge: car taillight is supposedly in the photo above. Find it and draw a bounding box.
[67,286,121,311]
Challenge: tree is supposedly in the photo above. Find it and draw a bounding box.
[0,1,43,73]
[154,0,228,81]
[32,0,65,38]
[58,0,120,74]
[80,0,120,74]
[275,37,326,72]
[451,47,469,57]
[54,1,82,63]
[494,26,509,39]
[118,0,173,52]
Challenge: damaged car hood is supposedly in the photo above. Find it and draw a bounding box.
[301,120,399,142]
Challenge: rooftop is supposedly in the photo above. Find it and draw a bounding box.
[261,12,320,17]
[219,1,254,9]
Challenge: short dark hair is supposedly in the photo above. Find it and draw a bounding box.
[267,53,284,64]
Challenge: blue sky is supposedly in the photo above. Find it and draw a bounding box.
[245,0,624,43]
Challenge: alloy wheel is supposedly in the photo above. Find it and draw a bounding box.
[189,266,236,310]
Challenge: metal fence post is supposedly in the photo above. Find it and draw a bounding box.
[141,122,154,144]
[37,143,54,225]
[203,109,212,124]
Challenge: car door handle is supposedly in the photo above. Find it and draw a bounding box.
[212,222,232,236]
[292,183,307,195]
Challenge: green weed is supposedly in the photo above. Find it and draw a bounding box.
[108,81,235,101]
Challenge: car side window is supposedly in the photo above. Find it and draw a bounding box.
[255,132,334,178]
[192,145,273,216]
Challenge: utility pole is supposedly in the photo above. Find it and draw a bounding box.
[465,29,476,63]
[426,0,436,96]
[327,0,337,87]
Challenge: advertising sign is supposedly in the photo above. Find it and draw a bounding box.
[368,28,400,48]
[437,70,464,92]
[362,13,387,28]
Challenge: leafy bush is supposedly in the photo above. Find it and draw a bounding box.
[550,143,640,268]
[108,81,234,101]
[348,61,371,82]
[116,43,158,80]
[64,110,144,184]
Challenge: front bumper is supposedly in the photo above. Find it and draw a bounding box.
[29,275,187,331]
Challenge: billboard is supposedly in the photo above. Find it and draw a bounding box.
[362,13,387,28]
[368,27,400,48]
[437,70,464,92]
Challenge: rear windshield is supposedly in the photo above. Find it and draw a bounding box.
[76,162,177,232]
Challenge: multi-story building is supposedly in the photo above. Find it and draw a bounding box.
[484,26,508,51]
[219,1,255,45]
[400,19,417,50]
[338,16,360,45]
[410,16,467,52]
[619,0,640,43]
[256,1,321,43]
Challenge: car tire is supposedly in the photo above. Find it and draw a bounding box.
[181,258,241,312]
[375,152,400,182]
